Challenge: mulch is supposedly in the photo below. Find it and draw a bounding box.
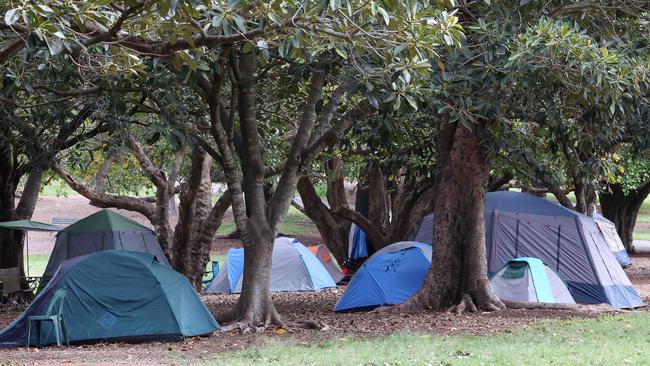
[1,288,627,366]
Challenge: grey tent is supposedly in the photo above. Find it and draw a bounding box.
[413,191,643,308]
[205,237,337,293]
[490,257,575,304]
[40,210,169,290]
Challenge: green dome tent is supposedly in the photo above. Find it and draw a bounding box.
[40,210,169,290]
[0,251,218,348]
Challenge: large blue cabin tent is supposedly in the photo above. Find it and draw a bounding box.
[205,237,337,293]
[0,251,219,348]
[413,191,643,308]
[334,242,432,312]
[592,212,631,267]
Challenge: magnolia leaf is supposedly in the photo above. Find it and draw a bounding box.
[4,9,19,25]
[377,7,390,25]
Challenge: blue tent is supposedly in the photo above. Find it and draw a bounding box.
[0,251,219,348]
[592,212,631,267]
[413,191,643,308]
[348,224,368,260]
[205,237,337,293]
[334,242,432,312]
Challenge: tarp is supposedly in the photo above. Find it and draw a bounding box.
[335,242,432,312]
[0,251,218,348]
[40,210,169,291]
[348,224,368,260]
[205,237,337,293]
[413,191,643,308]
[0,220,63,232]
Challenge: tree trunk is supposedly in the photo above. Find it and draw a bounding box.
[0,178,22,271]
[0,145,24,280]
[600,182,650,253]
[222,222,284,328]
[398,119,504,313]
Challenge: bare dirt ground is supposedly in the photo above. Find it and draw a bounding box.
[2,196,650,365]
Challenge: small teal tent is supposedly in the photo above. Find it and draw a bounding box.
[0,251,219,348]
[490,257,575,304]
[335,242,432,312]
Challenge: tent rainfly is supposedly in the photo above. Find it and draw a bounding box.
[0,251,218,348]
[335,241,432,312]
[40,210,169,291]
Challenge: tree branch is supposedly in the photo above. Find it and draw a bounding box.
[51,162,156,222]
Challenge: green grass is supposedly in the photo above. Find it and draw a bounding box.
[201,314,650,366]
[216,206,314,237]
[24,254,49,277]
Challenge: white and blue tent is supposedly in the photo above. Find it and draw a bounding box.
[334,242,432,312]
[592,212,631,267]
[205,237,337,293]
[490,257,575,304]
[413,191,643,308]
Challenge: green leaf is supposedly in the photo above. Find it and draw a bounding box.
[268,13,282,26]
[233,15,247,33]
[334,46,348,59]
[377,7,390,25]
[4,9,19,25]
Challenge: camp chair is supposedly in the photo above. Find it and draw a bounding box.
[202,261,220,289]
[27,288,68,348]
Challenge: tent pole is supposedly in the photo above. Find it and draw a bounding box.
[26,232,30,278]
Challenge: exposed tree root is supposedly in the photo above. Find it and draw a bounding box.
[448,292,506,315]
[218,304,288,333]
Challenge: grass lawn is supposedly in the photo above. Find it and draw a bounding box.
[216,206,313,236]
[24,254,49,277]
[203,314,650,366]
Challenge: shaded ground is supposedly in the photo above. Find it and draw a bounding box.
[0,291,604,366]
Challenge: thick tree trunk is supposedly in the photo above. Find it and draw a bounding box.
[398,119,504,313]
[600,182,650,253]
[0,146,24,279]
[222,222,284,328]
[0,180,22,271]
